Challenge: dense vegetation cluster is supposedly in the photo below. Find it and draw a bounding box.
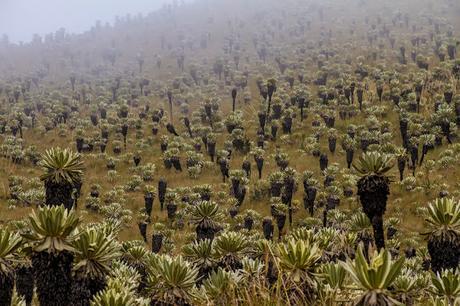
[1,0,460,304]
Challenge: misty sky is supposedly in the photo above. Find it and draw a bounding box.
[0,0,175,43]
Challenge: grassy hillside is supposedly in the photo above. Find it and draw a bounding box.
[0,0,460,304]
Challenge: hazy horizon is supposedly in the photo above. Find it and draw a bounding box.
[0,0,178,43]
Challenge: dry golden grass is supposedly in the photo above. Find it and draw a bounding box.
[1,80,458,248]
[0,0,459,253]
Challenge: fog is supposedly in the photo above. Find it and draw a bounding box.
[0,0,460,304]
[0,0,176,43]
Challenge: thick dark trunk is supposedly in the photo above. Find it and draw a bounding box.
[282,117,292,134]
[32,251,74,306]
[276,159,289,171]
[360,139,370,152]
[16,265,34,306]
[323,208,328,227]
[270,182,283,197]
[371,215,385,250]
[319,153,328,171]
[358,177,389,218]
[399,119,408,147]
[158,179,167,211]
[196,224,215,241]
[164,158,173,170]
[219,159,229,182]
[255,158,264,179]
[410,145,418,173]
[0,274,14,306]
[357,175,390,250]
[168,93,173,123]
[121,124,128,148]
[166,202,177,221]
[428,238,460,273]
[267,259,278,286]
[305,186,317,216]
[444,92,453,104]
[357,89,363,110]
[258,112,266,130]
[262,218,274,240]
[276,214,286,240]
[271,125,278,140]
[398,158,406,181]
[207,142,216,162]
[236,187,246,206]
[419,145,429,166]
[183,117,193,137]
[144,194,154,219]
[323,175,334,188]
[90,115,98,126]
[138,222,148,242]
[226,123,236,134]
[242,161,251,178]
[152,233,163,253]
[229,207,238,218]
[300,105,305,121]
[266,97,272,122]
[76,138,84,153]
[441,121,452,144]
[70,276,106,306]
[346,149,354,169]
[328,137,336,153]
[231,179,241,197]
[45,181,75,210]
[327,196,339,210]
[244,216,254,230]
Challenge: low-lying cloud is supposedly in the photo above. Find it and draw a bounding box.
[0,0,173,43]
